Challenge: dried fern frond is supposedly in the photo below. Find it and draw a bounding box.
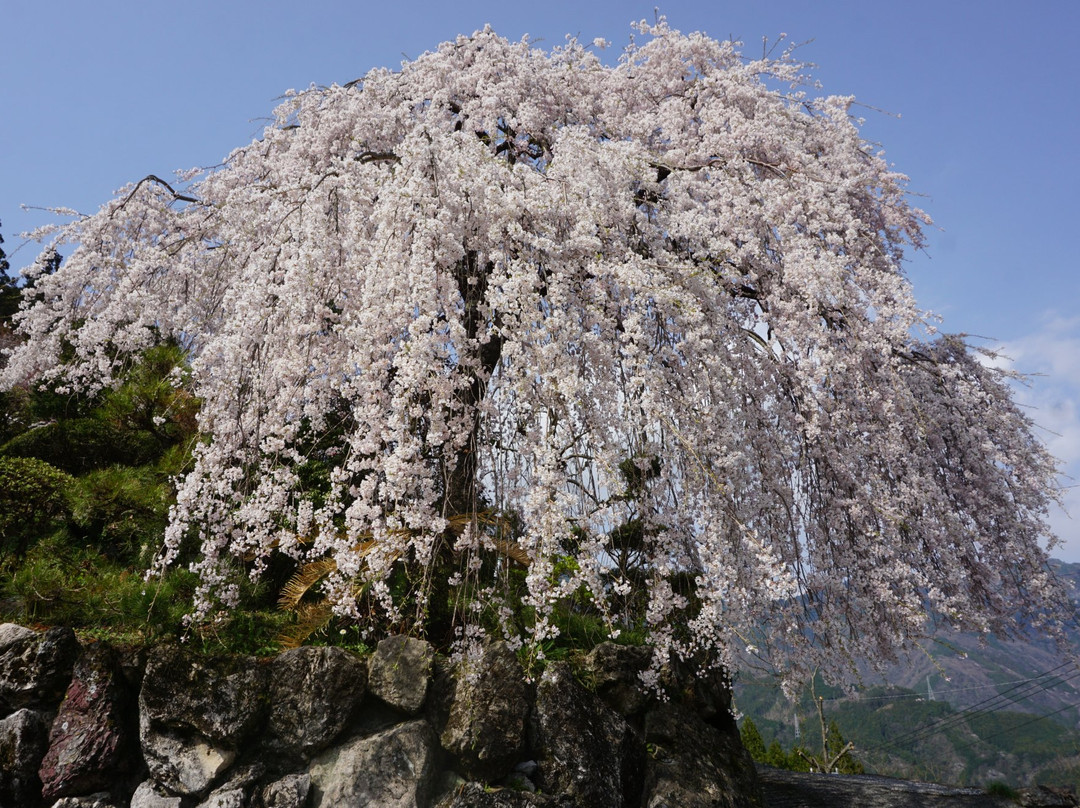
[492,537,531,567]
[278,557,338,610]
[278,601,334,649]
[275,510,529,647]
[451,511,531,567]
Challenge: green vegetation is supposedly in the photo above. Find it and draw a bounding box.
[739,713,863,775]
[0,341,295,655]
[0,340,654,661]
[0,455,74,556]
[985,781,1019,800]
[737,675,1080,791]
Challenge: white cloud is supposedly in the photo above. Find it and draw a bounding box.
[991,315,1080,561]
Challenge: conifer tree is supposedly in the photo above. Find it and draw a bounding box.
[740,718,767,762]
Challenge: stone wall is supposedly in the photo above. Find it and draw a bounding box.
[0,624,763,808]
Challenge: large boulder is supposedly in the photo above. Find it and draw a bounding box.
[141,730,236,798]
[0,707,52,806]
[39,643,134,801]
[308,718,438,807]
[0,623,38,648]
[662,657,735,728]
[139,646,267,796]
[581,642,652,719]
[367,635,433,715]
[263,645,367,761]
[531,662,645,808]
[0,625,80,715]
[440,641,531,781]
[641,702,763,808]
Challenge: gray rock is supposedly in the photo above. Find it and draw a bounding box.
[139,725,236,797]
[531,662,644,808]
[581,642,652,718]
[368,635,433,715]
[1019,785,1080,807]
[212,761,266,794]
[434,781,564,808]
[139,645,266,796]
[0,622,38,649]
[513,760,538,777]
[194,786,246,808]
[139,645,267,744]
[440,641,530,780]
[39,643,133,801]
[258,773,311,808]
[642,702,763,808]
[129,779,184,808]
[48,792,122,808]
[308,718,438,807]
[663,657,734,725]
[265,645,366,759]
[0,707,51,806]
[0,625,80,714]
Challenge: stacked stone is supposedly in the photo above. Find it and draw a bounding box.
[0,623,763,808]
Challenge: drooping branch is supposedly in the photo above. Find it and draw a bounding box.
[114,174,203,214]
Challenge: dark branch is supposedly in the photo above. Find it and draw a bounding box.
[114,174,202,216]
[355,151,400,164]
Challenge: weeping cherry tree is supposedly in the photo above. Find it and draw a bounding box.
[2,21,1068,685]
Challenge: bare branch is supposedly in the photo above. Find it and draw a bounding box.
[114,174,202,215]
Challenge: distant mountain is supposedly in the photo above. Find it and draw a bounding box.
[734,559,1080,788]
[870,560,1080,720]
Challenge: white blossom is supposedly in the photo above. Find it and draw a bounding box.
[1,20,1068,686]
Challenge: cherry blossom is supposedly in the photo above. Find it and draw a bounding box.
[2,20,1067,684]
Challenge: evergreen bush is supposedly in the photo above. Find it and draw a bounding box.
[0,455,73,555]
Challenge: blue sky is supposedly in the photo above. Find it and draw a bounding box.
[3,0,1079,559]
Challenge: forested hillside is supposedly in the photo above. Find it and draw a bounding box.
[736,562,1080,788]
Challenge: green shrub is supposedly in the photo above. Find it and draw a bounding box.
[985,781,1019,800]
[0,536,198,642]
[1,416,160,473]
[0,456,74,555]
[68,465,173,562]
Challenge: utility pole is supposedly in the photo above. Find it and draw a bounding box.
[798,682,856,774]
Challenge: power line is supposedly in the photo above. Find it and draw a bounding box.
[857,663,1078,754]
[945,699,1080,756]
[826,669,1080,702]
[740,666,1080,704]
[865,666,1080,755]
[858,661,1080,756]
[810,666,1080,704]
